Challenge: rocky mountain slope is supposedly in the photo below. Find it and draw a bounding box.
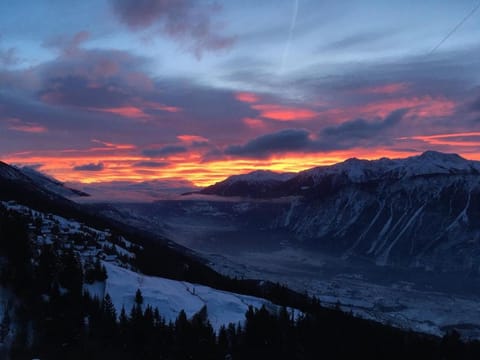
[199,151,480,272]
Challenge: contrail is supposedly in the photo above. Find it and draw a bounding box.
[428,1,480,55]
[281,0,299,74]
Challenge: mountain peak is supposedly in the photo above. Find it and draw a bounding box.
[224,170,295,185]
[417,150,465,162]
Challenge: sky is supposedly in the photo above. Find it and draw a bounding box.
[1,0,480,188]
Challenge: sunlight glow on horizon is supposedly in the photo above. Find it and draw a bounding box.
[7,146,480,188]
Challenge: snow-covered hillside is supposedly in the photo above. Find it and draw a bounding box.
[95,262,275,331]
[1,201,278,330]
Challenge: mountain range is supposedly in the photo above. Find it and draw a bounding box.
[198,151,480,272]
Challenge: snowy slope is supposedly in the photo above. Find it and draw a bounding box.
[102,262,276,331]
[1,201,280,331]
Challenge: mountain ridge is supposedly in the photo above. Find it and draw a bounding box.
[201,151,480,198]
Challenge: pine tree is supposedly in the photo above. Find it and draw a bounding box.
[100,294,117,347]
[217,325,229,358]
[134,288,143,306]
[103,294,117,322]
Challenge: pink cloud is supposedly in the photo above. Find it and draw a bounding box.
[400,132,480,147]
[235,92,260,103]
[95,106,149,119]
[359,83,409,95]
[177,134,208,143]
[7,118,47,133]
[142,101,182,113]
[243,117,266,129]
[320,96,456,123]
[252,104,318,121]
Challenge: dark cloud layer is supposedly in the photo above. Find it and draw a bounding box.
[225,129,311,157]
[471,96,480,112]
[110,0,235,58]
[73,163,105,171]
[143,145,188,157]
[322,108,408,140]
[225,110,409,158]
[40,75,131,108]
[132,161,170,168]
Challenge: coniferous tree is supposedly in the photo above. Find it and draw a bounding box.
[134,288,143,306]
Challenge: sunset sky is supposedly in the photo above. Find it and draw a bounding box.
[1,0,480,187]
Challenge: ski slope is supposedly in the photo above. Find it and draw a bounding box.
[100,262,277,331]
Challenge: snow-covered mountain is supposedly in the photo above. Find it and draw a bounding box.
[18,166,89,198]
[0,161,88,210]
[202,151,480,197]
[197,151,480,271]
[200,170,295,197]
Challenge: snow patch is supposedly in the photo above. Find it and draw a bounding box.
[103,262,276,331]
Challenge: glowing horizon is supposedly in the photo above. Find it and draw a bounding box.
[5,144,480,188]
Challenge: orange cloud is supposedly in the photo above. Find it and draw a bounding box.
[252,104,318,121]
[177,134,209,143]
[90,101,180,119]
[235,92,260,103]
